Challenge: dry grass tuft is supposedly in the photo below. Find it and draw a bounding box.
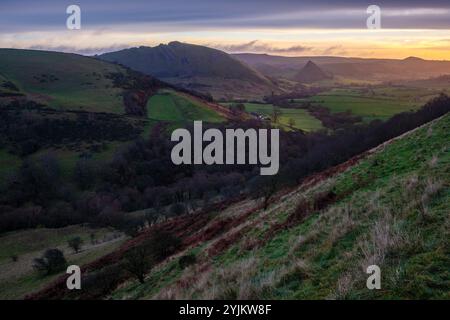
[358,210,404,269]
[420,178,444,220]
[429,155,439,168]
[334,272,354,300]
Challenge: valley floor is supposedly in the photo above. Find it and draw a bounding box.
[0,225,125,299]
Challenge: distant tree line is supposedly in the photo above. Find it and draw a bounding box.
[0,102,143,156]
[263,87,324,106]
[307,106,362,130]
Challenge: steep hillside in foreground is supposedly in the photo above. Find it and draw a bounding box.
[29,113,449,300]
[112,114,449,300]
[99,42,279,100]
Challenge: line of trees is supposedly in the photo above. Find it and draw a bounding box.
[0,102,142,156]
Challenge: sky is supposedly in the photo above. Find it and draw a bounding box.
[1,0,450,59]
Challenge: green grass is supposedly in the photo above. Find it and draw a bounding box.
[0,49,223,182]
[256,113,449,299]
[0,238,125,300]
[0,225,115,263]
[0,49,125,113]
[297,87,440,121]
[0,225,125,299]
[112,113,449,300]
[44,89,123,113]
[111,259,183,300]
[147,90,224,123]
[242,103,323,132]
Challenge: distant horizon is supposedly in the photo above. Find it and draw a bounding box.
[3,42,450,62]
[3,1,450,60]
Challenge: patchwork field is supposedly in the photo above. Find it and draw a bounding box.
[236,102,323,132]
[297,87,441,121]
[0,87,225,183]
[0,50,227,183]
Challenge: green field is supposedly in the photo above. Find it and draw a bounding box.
[242,103,323,132]
[147,90,224,123]
[297,87,440,121]
[0,49,125,113]
[0,225,126,299]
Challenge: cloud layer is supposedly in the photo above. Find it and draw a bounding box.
[3,0,450,31]
[1,1,450,59]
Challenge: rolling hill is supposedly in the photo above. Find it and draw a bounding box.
[0,48,167,115]
[99,42,279,100]
[0,48,229,118]
[233,53,450,83]
[1,47,448,301]
[0,48,228,179]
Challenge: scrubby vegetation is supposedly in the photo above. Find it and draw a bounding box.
[33,249,67,275]
[67,237,83,254]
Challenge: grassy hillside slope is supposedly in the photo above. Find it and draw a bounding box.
[147,90,224,123]
[111,113,449,300]
[100,42,270,84]
[0,49,127,113]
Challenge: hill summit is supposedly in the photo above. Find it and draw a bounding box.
[295,60,332,83]
[99,42,276,100]
[403,56,425,62]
